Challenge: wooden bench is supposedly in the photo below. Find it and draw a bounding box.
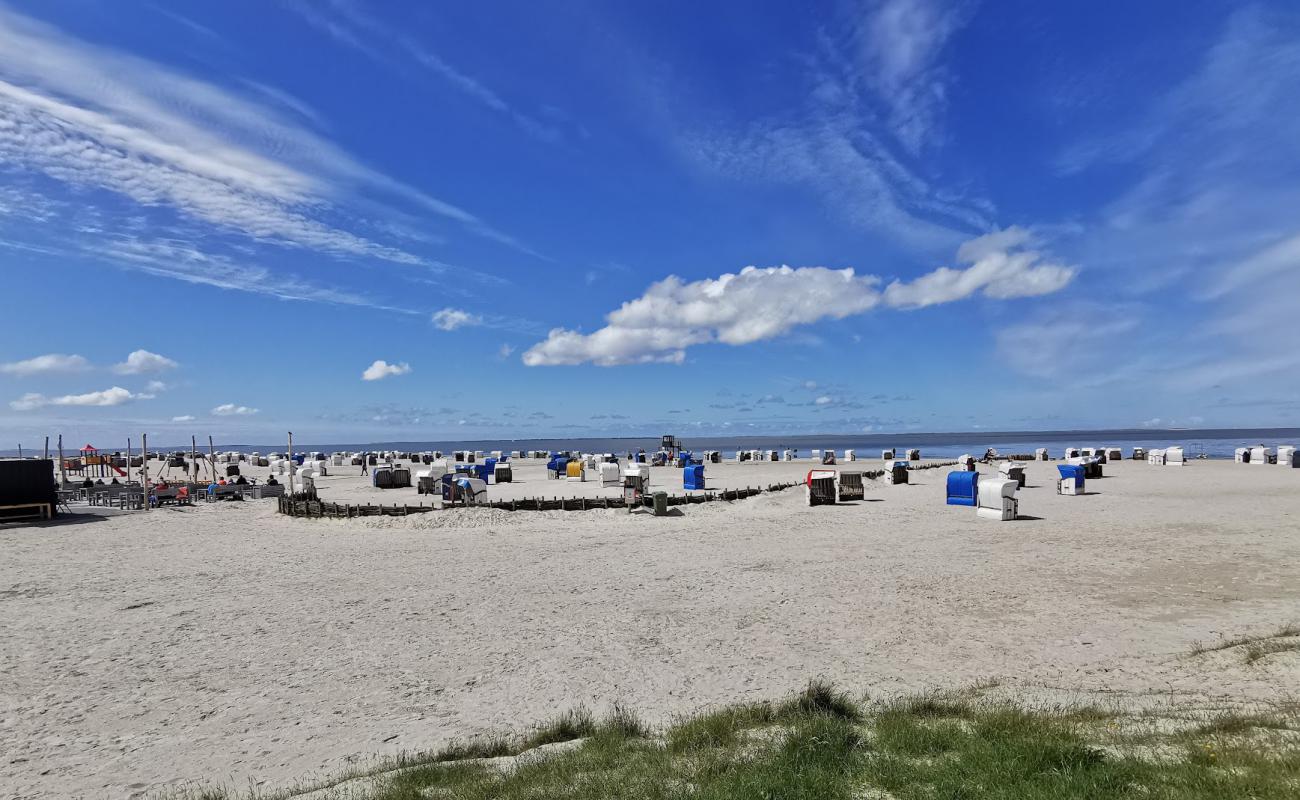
[0,503,53,522]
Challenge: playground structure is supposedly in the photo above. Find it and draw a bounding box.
[61,444,128,479]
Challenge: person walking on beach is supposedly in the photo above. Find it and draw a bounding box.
[361,455,369,476]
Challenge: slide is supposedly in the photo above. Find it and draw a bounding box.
[111,464,127,477]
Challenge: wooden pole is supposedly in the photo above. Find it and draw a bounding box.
[58,434,66,487]
[142,433,149,508]
[208,436,216,479]
[17,443,21,458]
[191,435,198,485]
[43,436,49,460]
[287,431,295,496]
[127,437,132,483]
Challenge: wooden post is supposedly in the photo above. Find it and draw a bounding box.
[58,434,66,487]
[126,437,132,483]
[208,436,216,479]
[191,435,198,485]
[141,433,148,507]
[287,431,295,497]
[43,436,49,460]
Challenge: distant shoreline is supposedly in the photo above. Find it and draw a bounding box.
[5,426,1297,458]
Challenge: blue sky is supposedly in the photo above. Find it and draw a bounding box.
[1,0,1297,446]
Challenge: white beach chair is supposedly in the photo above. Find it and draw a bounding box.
[1277,445,1297,467]
[1249,446,1272,465]
[977,478,1019,521]
[1165,447,1185,466]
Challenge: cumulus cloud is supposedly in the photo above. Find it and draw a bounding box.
[432,307,482,331]
[523,228,1074,366]
[0,352,89,376]
[882,228,1076,308]
[361,359,411,381]
[814,395,834,405]
[212,403,258,416]
[113,349,178,374]
[171,414,195,422]
[9,385,145,410]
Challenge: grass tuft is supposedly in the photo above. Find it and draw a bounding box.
[598,701,649,739]
[521,707,595,750]
[778,679,862,721]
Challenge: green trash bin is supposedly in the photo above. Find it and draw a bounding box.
[652,491,668,516]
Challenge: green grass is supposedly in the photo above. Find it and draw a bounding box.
[181,684,1300,800]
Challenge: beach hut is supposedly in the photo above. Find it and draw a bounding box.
[946,471,978,506]
[881,449,895,460]
[1165,447,1185,466]
[907,449,920,461]
[1035,448,1049,461]
[805,469,837,506]
[683,464,705,490]
[844,449,856,462]
[957,454,976,471]
[998,462,1027,488]
[822,450,837,465]
[1057,464,1085,495]
[884,460,908,485]
[1250,446,1272,465]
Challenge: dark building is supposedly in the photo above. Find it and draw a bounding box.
[0,458,57,520]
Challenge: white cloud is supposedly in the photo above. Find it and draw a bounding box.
[0,7,522,264]
[523,230,1074,366]
[432,308,482,331]
[361,360,412,381]
[212,403,258,416]
[171,414,195,422]
[882,228,1076,308]
[0,353,89,376]
[814,395,834,405]
[858,0,969,153]
[146,380,168,392]
[113,349,178,374]
[498,343,516,359]
[9,385,146,410]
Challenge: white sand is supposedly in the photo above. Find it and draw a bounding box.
[3,457,1299,798]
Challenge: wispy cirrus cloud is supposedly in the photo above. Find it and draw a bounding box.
[855,0,972,154]
[212,403,258,416]
[0,6,528,264]
[283,0,565,146]
[10,385,151,410]
[680,1,987,252]
[0,353,90,376]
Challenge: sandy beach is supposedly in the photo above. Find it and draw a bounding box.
[3,456,1299,798]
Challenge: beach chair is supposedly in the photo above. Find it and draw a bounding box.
[1278,446,1297,467]
[1249,446,1272,465]
[844,449,856,462]
[683,465,705,490]
[957,454,976,471]
[1057,465,1085,495]
[998,462,1026,488]
[806,469,837,506]
[884,460,909,485]
[837,471,864,501]
[907,449,921,461]
[822,450,837,465]
[977,478,1019,521]
[881,449,895,460]
[1235,447,1249,463]
[1165,447,1185,466]
[1146,449,1166,465]
[946,471,978,506]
